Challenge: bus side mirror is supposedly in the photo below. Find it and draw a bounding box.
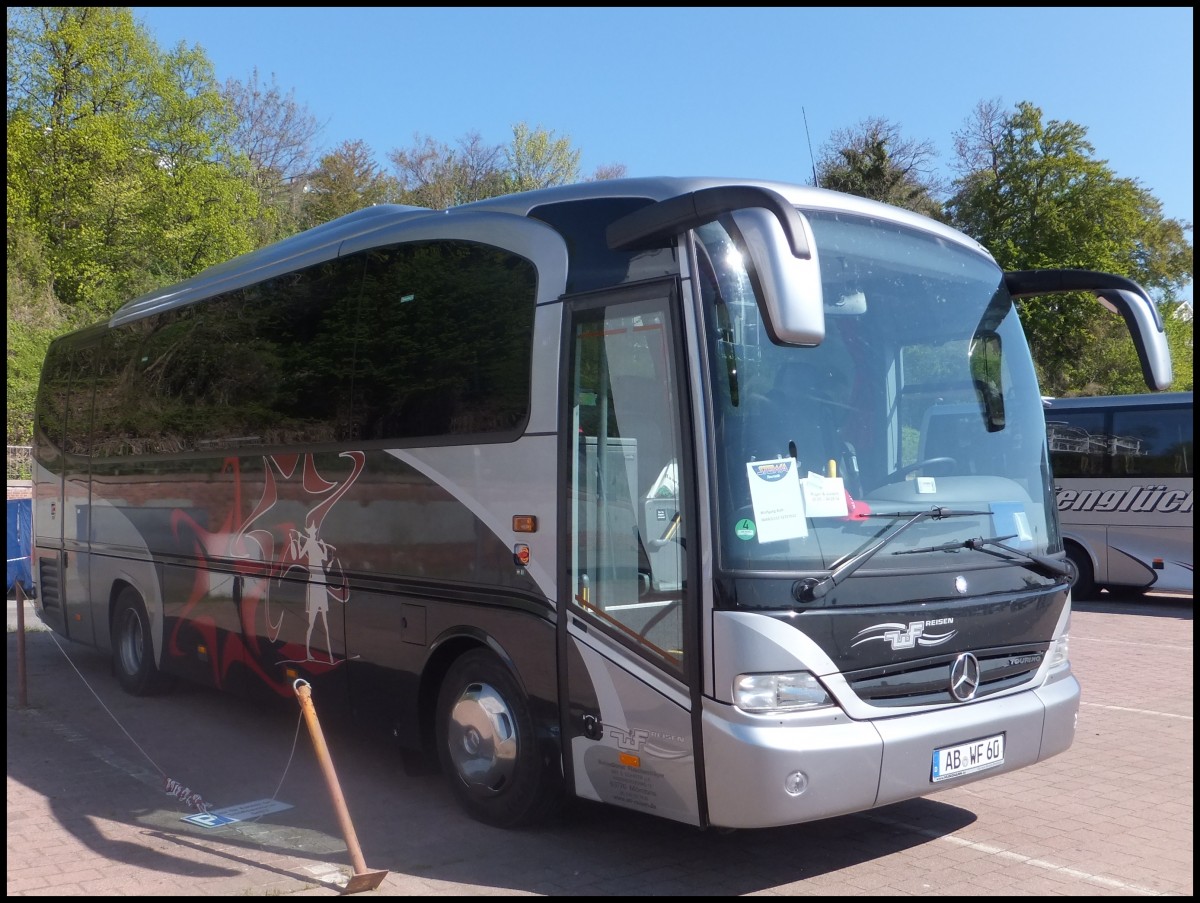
[1004,269,1174,391]
[971,330,1006,432]
[606,185,827,346]
[1094,288,1173,391]
[729,207,825,346]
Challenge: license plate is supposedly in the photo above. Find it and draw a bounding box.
[931,732,1005,782]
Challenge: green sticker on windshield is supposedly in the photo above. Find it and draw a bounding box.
[734,518,757,541]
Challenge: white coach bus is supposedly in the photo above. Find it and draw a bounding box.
[1045,392,1192,598]
[32,177,1173,830]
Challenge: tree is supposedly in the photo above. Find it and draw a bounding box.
[814,116,945,220]
[947,100,1193,395]
[297,139,398,228]
[503,122,581,193]
[389,131,506,209]
[389,124,620,208]
[1164,309,1194,392]
[6,6,262,446]
[221,67,325,243]
[588,162,628,181]
[7,7,261,310]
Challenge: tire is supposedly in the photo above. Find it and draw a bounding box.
[111,587,171,696]
[1065,544,1096,601]
[435,648,561,828]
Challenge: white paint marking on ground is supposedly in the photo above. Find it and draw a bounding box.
[1080,701,1192,721]
[858,811,1166,896]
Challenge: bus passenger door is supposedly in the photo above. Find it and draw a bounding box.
[561,282,702,827]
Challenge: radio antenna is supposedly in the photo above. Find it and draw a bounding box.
[802,107,818,187]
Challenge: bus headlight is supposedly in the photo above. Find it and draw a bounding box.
[1048,633,1069,668]
[733,672,833,713]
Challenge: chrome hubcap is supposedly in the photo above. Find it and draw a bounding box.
[118,608,144,675]
[446,682,517,795]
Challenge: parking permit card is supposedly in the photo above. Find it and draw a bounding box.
[803,471,849,517]
[746,458,808,542]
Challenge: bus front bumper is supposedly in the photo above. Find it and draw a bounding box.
[701,672,1079,830]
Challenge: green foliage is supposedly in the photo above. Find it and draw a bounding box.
[7,8,262,311]
[388,123,591,211]
[1161,309,1194,392]
[6,6,268,443]
[7,293,50,445]
[815,117,945,220]
[297,139,399,229]
[947,101,1193,395]
[503,122,582,193]
[8,111,67,446]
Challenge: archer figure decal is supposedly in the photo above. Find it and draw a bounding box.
[252,450,363,668]
[285,522,337,664]
[168,450,367,695]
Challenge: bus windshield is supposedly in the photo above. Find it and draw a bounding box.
[700,209,1058,583]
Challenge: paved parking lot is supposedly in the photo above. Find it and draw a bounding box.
[7,592,1192,896]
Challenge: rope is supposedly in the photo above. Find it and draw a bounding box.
[38,627,304,819]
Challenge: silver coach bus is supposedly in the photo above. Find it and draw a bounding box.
[1045,392,1192,598]
[32,177,1172,829]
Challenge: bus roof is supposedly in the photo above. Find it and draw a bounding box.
[1044,391,1192,410]
[109,177,990,328]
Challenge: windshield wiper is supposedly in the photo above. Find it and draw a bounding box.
[793,506,990,602]
[894,534,1072,579]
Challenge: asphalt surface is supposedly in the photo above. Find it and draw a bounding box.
[7,591,1193,896]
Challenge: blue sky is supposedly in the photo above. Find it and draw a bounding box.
[132,7,1193,233]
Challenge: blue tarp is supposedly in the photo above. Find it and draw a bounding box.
[7,498,32,593]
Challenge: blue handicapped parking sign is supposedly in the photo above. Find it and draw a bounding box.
[182,811,237,828]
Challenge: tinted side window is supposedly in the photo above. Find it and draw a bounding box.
[226,256,364,446]
[1111,406,1193,478]
[91,325,153,455]
[34,341,71,463]
[529,197,675,293]
[91,256,365,455]
[1048,404,1194,479]
[1047,410,1108,477]
[353,241,537,442]
[67,240,539,455]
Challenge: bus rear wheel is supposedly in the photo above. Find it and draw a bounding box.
[435,648,560,828]
[111,587,171,696]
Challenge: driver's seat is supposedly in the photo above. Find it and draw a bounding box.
[750,360,861,494]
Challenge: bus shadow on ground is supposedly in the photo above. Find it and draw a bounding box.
[1073,592,1193,619]
[8,627,978,895]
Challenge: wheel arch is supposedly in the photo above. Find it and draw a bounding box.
[419,619,563,792]
[1063,537,1098,599]
[418,626,529,759]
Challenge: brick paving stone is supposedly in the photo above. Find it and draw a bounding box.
[8,595,1193,896]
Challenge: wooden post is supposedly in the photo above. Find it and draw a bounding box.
[293,679,387,894]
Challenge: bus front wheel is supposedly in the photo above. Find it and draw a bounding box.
[111,587,171,696]
[435,648,560,828]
